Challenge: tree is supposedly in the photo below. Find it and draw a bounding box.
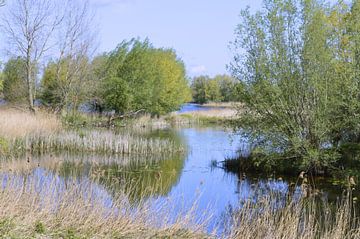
[191,74,241,103]
[206,78,223,102]
[191,76,209,104]
[38,0,96,114]
[214,75,240,102]
[1,0,63,112]
[229,0,343,171]
[2,57,29,103]
[0,63,3,93]
[103,39,191,115]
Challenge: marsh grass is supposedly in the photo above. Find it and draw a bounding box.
[0,108,184,157]
[22,130,185,156]
[224,192,360,239]
[1,155,360,238]
[0,174,211,238]
[0,108,61,139]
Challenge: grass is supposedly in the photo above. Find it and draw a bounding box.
[24,130,184,155]
[0,107,61,139]
[202,102,242,108]
[0,174,210,238]
[224,193,360,239]
[0,170,360,238]
[0,108,184,158]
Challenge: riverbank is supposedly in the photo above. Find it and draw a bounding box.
[1,105,360,238]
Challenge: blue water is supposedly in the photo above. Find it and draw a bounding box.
[177,103,225,113]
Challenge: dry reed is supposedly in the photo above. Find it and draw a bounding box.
[0,108,61,139]
[23,130,184,155]
[0,174,210,238]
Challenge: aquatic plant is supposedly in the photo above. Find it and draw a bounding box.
[23,130,185,155]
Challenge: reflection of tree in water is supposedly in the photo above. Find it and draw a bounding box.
[52,153,185,203]
[50,129,187,202]
[95,153,185,202]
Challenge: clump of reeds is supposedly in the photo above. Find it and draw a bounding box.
[0,174,210,238]
[0,108,61,139]
[223,174,360,239]
[23,130,184,155]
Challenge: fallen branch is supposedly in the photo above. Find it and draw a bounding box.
[107,109,145,127]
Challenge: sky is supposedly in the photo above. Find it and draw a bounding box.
[89,0,262,77]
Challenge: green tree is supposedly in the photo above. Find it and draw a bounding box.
[191,74,242,103]
[2,58,29,103]
[214,74,241,102]
[103,39,191,115]
[0,64,3,93]
[229,0,343,170]
[191,76,209,104]
[41,57,91,112]
[206,78,223,102]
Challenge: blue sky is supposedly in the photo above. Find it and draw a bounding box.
[90,0,262,77]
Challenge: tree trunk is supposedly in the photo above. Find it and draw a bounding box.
[26,59,35,113]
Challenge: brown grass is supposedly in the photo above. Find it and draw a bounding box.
[177,108,237,119]
[225,194,360,239]
[202,102,242,108]
[0,174,211,238]
[0,107,61,139]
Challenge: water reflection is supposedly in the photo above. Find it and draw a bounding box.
[0,126,354,233]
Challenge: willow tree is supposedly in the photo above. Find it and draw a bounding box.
[229,0,346,171]
[103,39,191,115]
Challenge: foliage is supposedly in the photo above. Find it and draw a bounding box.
[191,74,242,104]
[0,73,3,93]
[102,39,191,115]
[2,57,28,103]
[230,0,360,171]
[41,57,91,112]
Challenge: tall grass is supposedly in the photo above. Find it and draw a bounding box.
[0,108,184,157]
[0,174,210,238]
[224,193,360,239]
[1,170,360,238]
[20,130,185,155]
[0,108,61,139]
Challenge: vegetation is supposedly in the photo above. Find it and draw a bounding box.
[101,39,191,115]
[0,168,359,238]
[230,0,360,172]
[0,175,208,238]
[2,0,360,237]
[2,57,30,103]
[191,75,243,104]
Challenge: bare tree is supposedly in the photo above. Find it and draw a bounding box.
[46,0,97,113]
[1,0,63,112]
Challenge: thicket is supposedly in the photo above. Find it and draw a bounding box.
[230,0,360,172]
[191,74,243,104]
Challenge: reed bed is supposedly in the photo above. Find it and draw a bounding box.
[0,108,61,139]
[0,174,210,238]
[22,130,184,155]
[0,161,360,238]
[224,193,360,239]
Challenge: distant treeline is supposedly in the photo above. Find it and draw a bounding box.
[190,75,243,104]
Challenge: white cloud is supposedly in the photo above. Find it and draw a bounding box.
[190,65,206,74]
